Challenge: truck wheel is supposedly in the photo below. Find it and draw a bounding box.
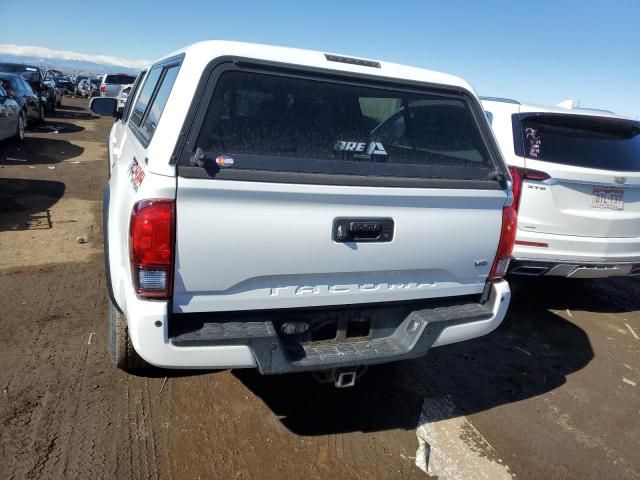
[108,296,147,370]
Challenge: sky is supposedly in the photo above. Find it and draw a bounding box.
[1,0,638,118]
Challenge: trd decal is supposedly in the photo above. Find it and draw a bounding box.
[128,158,145,192]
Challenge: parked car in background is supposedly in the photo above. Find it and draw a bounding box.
[49,80,63,107]
[47,69,64,78]
[73,75,89,96]
[0,63,57,113]
[0,73,44,126]
[0,84,23,142]
[100,73,136,97]
[76,79,91,97]
[90,78,102,98]
[116,83,132,108]
[91,41,514,385]
[54,76,74,95]
[483,97,640,278]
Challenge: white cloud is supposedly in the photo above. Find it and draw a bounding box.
[0,44,150,69]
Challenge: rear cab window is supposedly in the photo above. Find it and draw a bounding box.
[179,67,503,187]
[512,113,640,171]
[128,59,182,146]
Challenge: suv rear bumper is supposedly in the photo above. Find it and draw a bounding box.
[126,281,510,373]
[510,259,640,278]
[513,230,640,277]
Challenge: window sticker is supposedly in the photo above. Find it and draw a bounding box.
[334,141,387,158]
[215,155,235,167]
[525,128,541,158]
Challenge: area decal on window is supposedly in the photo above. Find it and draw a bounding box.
[334,141,387,157]
[525,128,541,158]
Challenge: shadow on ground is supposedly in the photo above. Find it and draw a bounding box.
[0,178,65,232]
[0,136,84,164]
[55,103,86,111]
[47,109,98,121]
[234,280,596,435]
[510,276,640,313]
[30,121,85,134]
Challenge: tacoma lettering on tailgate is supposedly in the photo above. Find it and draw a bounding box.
[270,282,436,296]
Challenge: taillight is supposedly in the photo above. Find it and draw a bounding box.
[129,199,175,299]
[5,87,15,96]
[488,206,518,281]
[508,166,550,211]
[100,85,106,94]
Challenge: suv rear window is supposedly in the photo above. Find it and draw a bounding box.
[104,74,136,85]
[513,113,640,171]
[193,70,495,181]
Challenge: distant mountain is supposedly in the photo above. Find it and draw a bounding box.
[0,53,141,75]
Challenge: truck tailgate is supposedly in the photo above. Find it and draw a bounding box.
[172,179,505,313]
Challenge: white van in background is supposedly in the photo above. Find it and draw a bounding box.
[483,97,640,278]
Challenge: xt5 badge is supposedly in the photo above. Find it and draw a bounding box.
[128,158,145,192]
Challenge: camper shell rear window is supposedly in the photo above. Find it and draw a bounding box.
[179,64,504,188]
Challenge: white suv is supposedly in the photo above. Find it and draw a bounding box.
[90,41,514,385]
[483,97,640,278]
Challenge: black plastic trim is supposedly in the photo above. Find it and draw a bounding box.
[509,259,640,277]
[178,165,503,190]
[332,217,394,242]
[168,294,490,374]
[102,184,121,312]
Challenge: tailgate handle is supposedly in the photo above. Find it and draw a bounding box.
[333,218,394,243]
[349,222,382,238]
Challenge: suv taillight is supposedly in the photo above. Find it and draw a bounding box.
[100,84,106,94]
[129,199,175,299]
[488,205,518,282]
[508,166,550,211]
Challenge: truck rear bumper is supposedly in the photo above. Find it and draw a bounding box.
[128,281,510,373]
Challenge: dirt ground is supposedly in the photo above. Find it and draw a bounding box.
[1,97,639,480]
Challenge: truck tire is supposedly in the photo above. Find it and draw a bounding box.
[108,296,148,370]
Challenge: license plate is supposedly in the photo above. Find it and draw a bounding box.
[592,188,624,210]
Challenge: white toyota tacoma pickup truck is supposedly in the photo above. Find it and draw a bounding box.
[91,41,515,386]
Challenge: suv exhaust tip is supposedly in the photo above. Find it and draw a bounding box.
[509,265,550,276]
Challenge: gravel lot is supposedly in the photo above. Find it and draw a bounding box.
[1,97,639,480]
